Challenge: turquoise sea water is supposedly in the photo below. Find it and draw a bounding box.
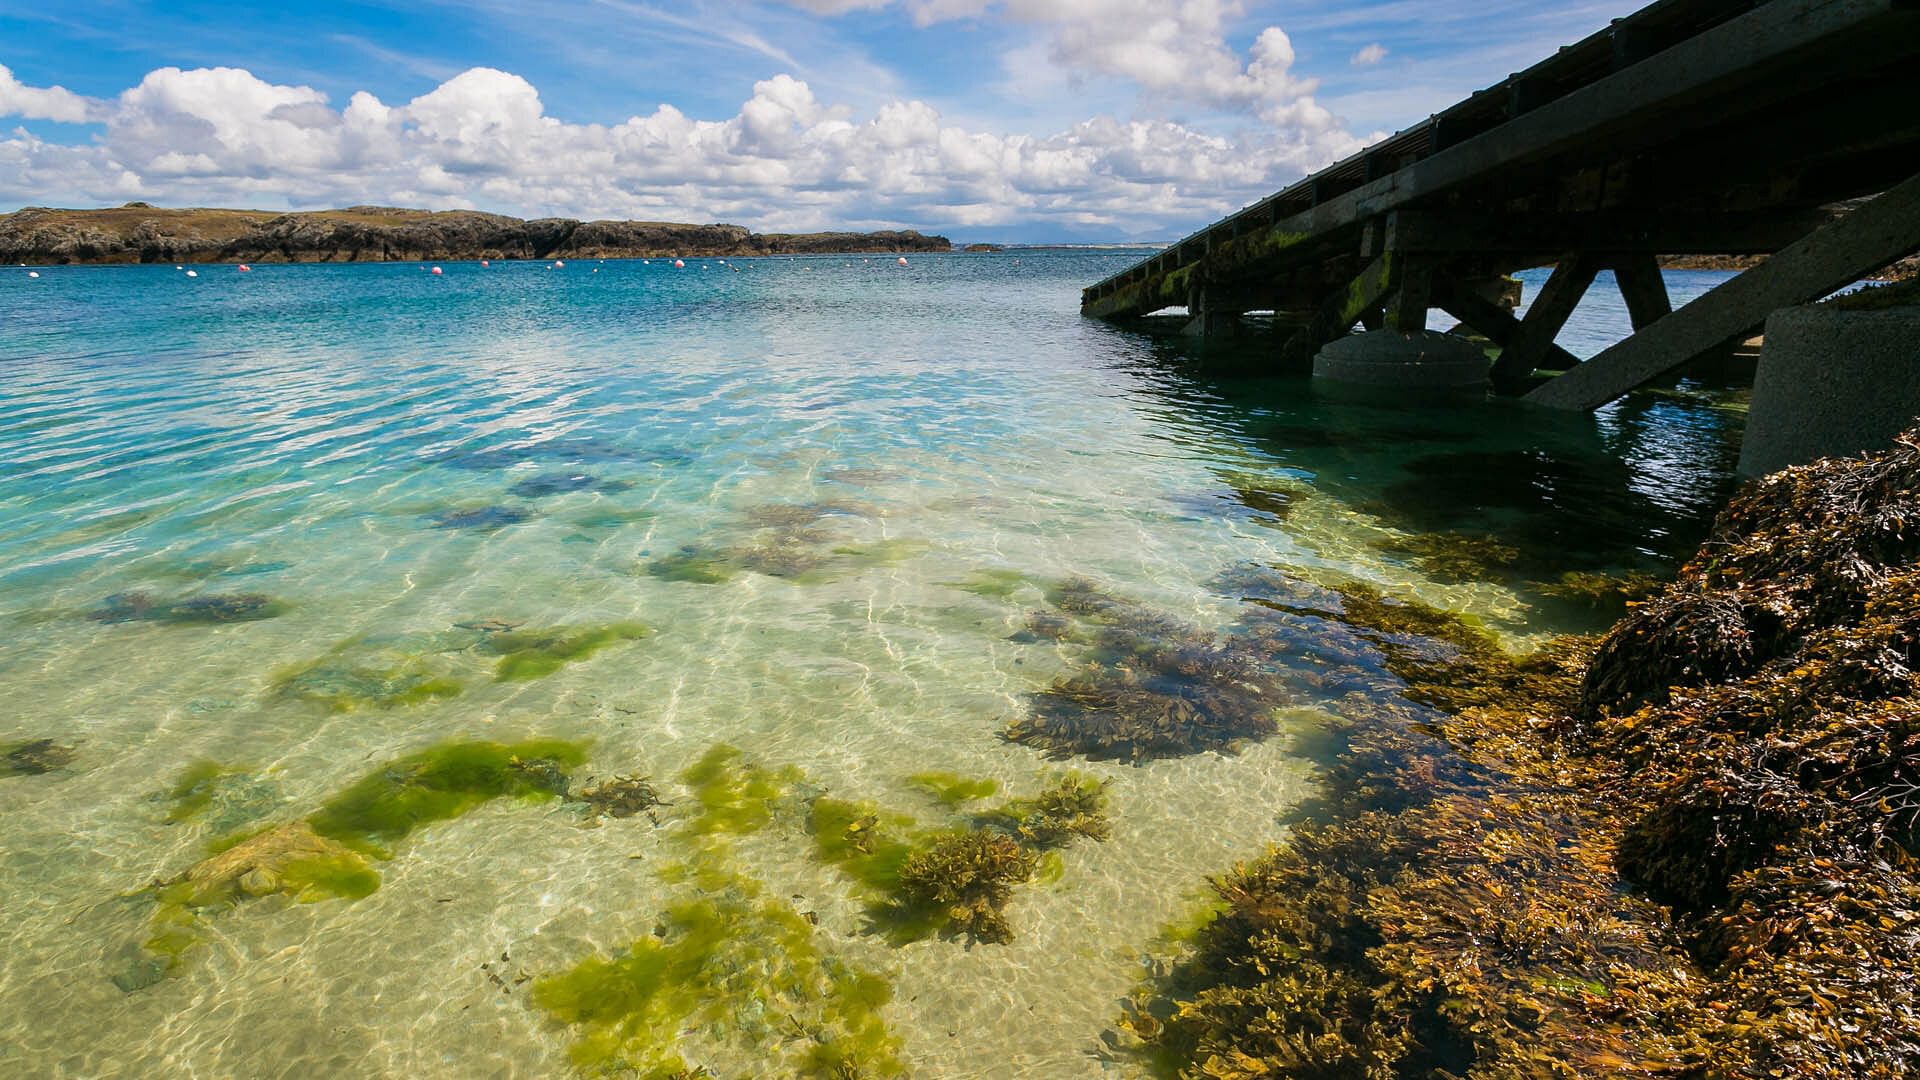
[0,253,1744,1077]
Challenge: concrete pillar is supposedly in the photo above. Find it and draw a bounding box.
[1312,329,1492,388]
[1739,302,1920,475]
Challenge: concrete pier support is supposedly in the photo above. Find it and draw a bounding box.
[1312,330,1492,388]
[1739,302,1920,475]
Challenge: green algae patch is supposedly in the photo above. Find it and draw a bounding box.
[271,644,465,712]
[532,864,904,1079]
[160,760,280,831]
[677,744,808,838]
[122,738,588,991]
[306,738,587,853]
[165,761,237,821]
[482,621,652,682]
[643,547,737,584]
[905,771,999,806]
[940,568,1030,599]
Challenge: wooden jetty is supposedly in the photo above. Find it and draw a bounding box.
[1079,0,1920,409]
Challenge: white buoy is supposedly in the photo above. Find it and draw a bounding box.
[174,264,183,270]
[431,266,443,275]
[554,259,565,268]
[643,259,651,265]
[27,270,39,278]
[186,270,198,278]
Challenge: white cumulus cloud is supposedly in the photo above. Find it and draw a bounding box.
[1351,43,1387,66]
[0,61,1373,238]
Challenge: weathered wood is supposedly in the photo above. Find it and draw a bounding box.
[1434,277,1583,372]
[1611,254,1672,330]
[1386,259,1437,332]
[1382,207,1842,257]
[1082,0,1918,321]
[1492,254,1601,379]
[1279,255,1399,367]
[1526,169,1920,409]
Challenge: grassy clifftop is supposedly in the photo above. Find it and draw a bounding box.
[0,203,950,264]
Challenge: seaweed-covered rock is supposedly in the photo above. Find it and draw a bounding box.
[1134,431,1920,1078]
[88,591,284,625]
[2,738,76,775]
[1004,585,1288,761]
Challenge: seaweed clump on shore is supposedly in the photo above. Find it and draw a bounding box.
[1003,579,1289,762]
[1124,432,1920,1078]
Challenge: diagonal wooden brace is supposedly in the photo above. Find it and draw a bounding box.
[1527,169,1920,410]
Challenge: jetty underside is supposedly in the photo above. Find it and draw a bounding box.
[1078,0,1920,409]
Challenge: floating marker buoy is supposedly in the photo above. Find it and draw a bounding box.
[238,264,251,272]
[174,264,183,270]
[897,256,908,266]
[592,268,599,273]
[481,259,490,267]
[553,259,565,268]
[673,259,685,268]
[186,270,198,278]
[431,266,443,275]
[643,259,650,265]
[27,270,39,278]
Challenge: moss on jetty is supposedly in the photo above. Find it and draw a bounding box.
[1124,430,1920,1078]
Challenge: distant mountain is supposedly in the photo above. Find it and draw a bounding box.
[0,204,950,264]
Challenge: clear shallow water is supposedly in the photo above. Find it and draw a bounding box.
[0,254,1743,1077]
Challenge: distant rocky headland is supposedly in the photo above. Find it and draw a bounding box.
[0,203,951,265]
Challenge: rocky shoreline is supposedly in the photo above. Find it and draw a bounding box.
[0,203,950,265]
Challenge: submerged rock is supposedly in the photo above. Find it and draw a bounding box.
[88,591,284,625]
[1003,583,1288,762]
[2,738,76,776]
[427,504,531,530]
[505,471,632,498]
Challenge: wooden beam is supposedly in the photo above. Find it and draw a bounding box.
[1434,277,1583,372]
[1385,258,1436,332]
[1526,169,1920,410]
[1279,254,1399,367]
[1491,254,1601,379]
[1382,206,1842,257]
[1611,254,1672,329]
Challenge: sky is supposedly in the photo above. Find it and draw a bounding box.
[0,1,1642,242]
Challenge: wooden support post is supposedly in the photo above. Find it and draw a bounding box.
[1279,254,1399,367]
[1385,259,1435,332]
[1491,254,1601,379]
[1527,170,1920,410]
[1611,253,1671,330]
[1434,278,1583,372]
